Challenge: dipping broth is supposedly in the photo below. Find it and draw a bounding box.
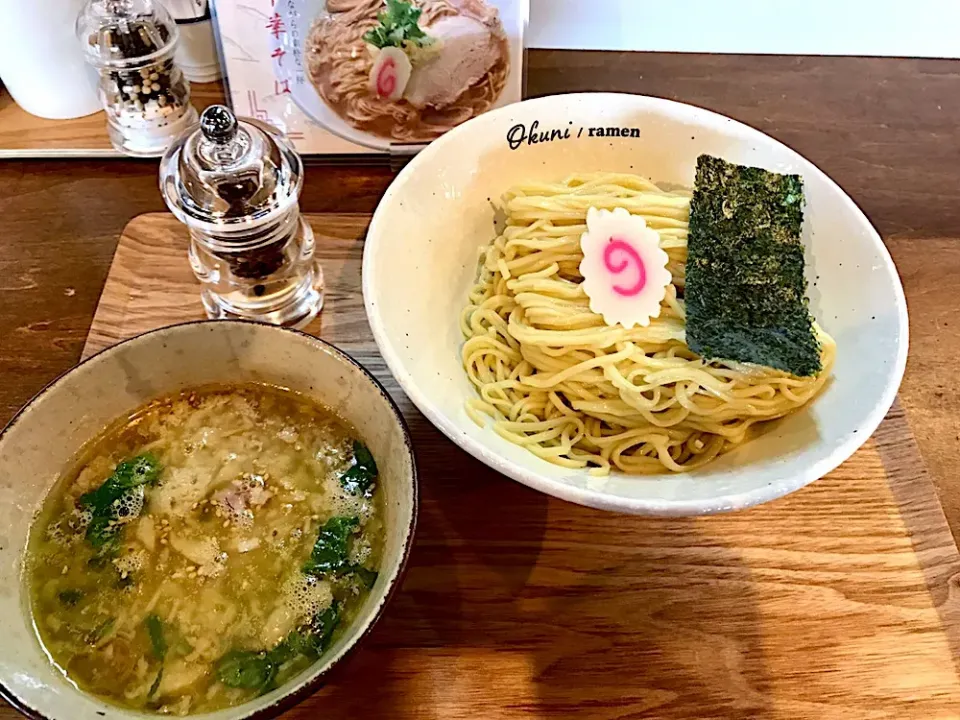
[27,385,384,716]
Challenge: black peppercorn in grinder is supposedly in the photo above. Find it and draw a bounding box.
[76,0,197,157]
[159,105,324,328]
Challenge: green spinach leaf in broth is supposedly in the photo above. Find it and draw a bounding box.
[85,617,116,645]
[144,615,167,699]
[309,600,341,652]
[148,667,164,699]
[145,614,167,660]
[112,454,163,488]
[340,442,378,496]
[216,651,278,693]
[303,516,360,575]
[57,589,83,607]
[79,453,162,554]
[216,601,343,695]
[303,513,378,587]
[280,600,342,659]
[266,636,299,666]
[346,565,378,590]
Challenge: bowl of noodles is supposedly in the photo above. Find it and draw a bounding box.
[276,0,520,151]
[363,92,908,515]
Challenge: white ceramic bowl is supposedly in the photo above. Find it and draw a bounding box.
[363,92,908,515]
[0,321,417,720]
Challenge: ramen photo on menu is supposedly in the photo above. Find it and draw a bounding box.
[215,0,524,154]
[304,0,520,144]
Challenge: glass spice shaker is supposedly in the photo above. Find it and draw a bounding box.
[159,105,324,328]
[76,0,198,157]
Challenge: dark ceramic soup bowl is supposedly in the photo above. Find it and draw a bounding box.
[0,321,417,720]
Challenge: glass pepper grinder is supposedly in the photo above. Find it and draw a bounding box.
[159,105,324,328]
[76,0,198,157]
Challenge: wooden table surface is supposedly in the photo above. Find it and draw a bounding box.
[2,51,960,717]
[0,85,227,157]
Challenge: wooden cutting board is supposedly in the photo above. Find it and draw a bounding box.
[65,213,960,719]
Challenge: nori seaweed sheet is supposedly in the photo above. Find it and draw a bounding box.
[685,155,821,377]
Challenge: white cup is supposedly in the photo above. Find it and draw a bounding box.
[0,0,101,119]
[176,17,223,83]
[167,0,222,84]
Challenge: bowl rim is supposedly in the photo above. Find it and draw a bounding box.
[0,319,419,720]
[362,91,910,516]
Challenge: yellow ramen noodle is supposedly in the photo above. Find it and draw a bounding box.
[460,172,835,475]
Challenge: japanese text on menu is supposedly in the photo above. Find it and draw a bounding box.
[266,0,307,97]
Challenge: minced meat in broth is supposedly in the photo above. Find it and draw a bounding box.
[28,385,384,716]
